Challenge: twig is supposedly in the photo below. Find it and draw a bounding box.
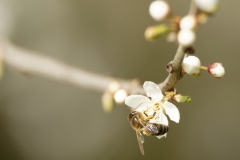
[0,40,142,94]
[158,45,185,92]
[0,1,197,95]
[159,0,197,93]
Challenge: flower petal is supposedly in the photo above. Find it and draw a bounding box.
[163,101,180,123]
[158,108,169,125]
[157,133,167,139]
[125,95,151,112]
[143,81,163,102]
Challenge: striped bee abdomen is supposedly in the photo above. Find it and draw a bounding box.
[156,124,169,135]
[144,123,169,136]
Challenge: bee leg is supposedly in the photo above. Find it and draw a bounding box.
[144,105,152,115]
[142,130,149,136]
[144,111,156,120]
[152,111,156,117]
[143,111,149,117]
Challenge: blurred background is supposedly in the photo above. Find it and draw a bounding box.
[0,0,239,160]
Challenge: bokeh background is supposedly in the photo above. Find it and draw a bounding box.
[0,0,239,160]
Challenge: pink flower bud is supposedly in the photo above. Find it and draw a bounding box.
[208,63,225,78]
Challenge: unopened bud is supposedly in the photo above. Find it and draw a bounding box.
[166,32,177,42]
[182,56,201,76]
[108,81,120,93]
[178,29,196,47]
[192,69,201,77]
[145,24,170,41]
[208,62,225,78]
[194,0,219,13]
[197,12,209,24]
[149,0,170,22]
[174,94,191,103]
[114,89,128,103]
[180,15,198,30]
[102,91,114,113]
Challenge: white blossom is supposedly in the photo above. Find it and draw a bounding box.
[180,15,197,30]
[149,0,170,22]
[194,0,219,12]
[178,29,196,47]
[208,62,225,78]
[125,81,180,139]
[182,56,201,76]
[114,89,128,103]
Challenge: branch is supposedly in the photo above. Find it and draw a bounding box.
[159,0,197,93]
[159,45,185,92]
[0,2,197,96]
[0,40,142,94]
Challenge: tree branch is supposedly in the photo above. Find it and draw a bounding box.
[159,45,185,92]
[0,1,197,96]
[0,40,142,93]
[159,0,197,93]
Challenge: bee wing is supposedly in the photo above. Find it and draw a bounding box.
[145,123,159,135]
[136,131,145,155]
[140,121,159,135]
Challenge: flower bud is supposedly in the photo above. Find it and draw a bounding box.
[180,15,198,30]
[145,24,170,41]
[108,81,120,93]
[178,29,196,47]
[166,32,177,42]
[208,63,225,78]
[182,56,201,76]
[149,0,170,22]
[194,0,219,13]
[102,91,114,113]
[197,8,213,24]
[114,89,128,103]
[174,94,191,103]
[192,69,201,77]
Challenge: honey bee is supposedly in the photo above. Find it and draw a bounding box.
[128,111,169,155]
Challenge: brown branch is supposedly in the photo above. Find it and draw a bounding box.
[159,0,197,93]
[159,45,185,92]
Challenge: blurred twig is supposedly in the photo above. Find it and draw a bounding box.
[0,40,143,94]
[0,1,197,95]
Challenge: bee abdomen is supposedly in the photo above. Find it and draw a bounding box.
[144,123,169,136]
[157,124,169,135]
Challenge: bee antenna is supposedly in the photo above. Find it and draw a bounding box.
[135,103,142,109]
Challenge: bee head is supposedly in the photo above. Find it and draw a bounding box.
[128,111,138,120]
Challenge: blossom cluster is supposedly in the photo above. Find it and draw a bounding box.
[146,0,220,45]
[146,0,225,78]
[101,0,225,155]
[182,56,225,78]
